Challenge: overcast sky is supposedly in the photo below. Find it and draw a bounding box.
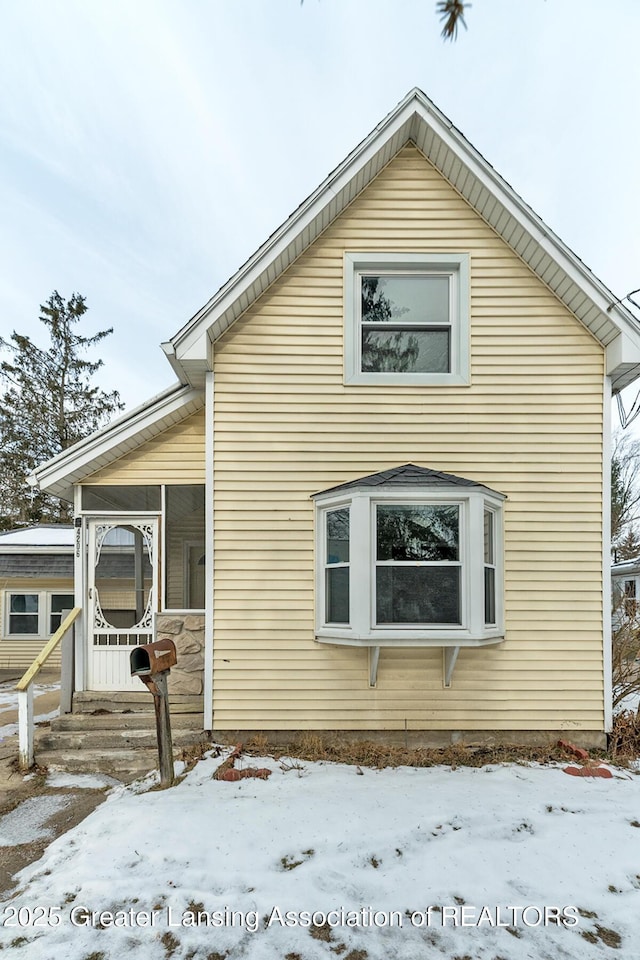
[1,0,640,421]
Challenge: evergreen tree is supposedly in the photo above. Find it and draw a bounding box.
[437,0,469,40]
[616,526,640,563]
[611,431,640,558]
[0,291,123,529]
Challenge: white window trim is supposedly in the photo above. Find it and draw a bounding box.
[314,485,504,647]
[4,590,75,640]
[344,252,470,386]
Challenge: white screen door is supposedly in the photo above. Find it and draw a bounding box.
[87,518,158,690]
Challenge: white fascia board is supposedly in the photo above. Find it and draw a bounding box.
[169,87,640,369]
[170,102,421,357]
[416,104,640,346]
[29,384,204,498]
[611,559,640,576]
[174,330,211,365]
[603,377,613,733]
[312,482,507,503]
[0,545,73,555]
[161,342,188,382]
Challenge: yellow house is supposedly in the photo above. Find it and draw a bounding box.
[29,89,640,747]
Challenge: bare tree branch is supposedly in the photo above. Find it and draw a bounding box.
[612,593,640,711]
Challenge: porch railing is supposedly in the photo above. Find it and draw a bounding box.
[15,607,81,770]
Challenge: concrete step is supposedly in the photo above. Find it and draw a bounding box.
[38,727,210,752]
[34,747,169,783]
[73,691,204,714]
[52,712,204,732]
[33,691,209,781]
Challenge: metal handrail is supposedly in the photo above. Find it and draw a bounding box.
[16,607,81,769]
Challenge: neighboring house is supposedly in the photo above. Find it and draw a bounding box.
[0,525,74,670]
[29,89,640,747]
[612,557,640,620]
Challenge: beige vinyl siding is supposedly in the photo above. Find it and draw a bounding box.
[214,145,604,732]
[84,411,205,485]
[0,578,73,669]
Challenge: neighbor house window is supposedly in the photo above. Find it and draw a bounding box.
[313,467,504,646]
[344,253,470,386]
[8,594,39,635]
[5,592,74,638]
[623,579,637,617]
[50,594,75,633]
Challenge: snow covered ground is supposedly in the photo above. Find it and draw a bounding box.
[1,750,639,959]
[0,680,59,712]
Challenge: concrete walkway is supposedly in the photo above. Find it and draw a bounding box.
[0,671,116,899]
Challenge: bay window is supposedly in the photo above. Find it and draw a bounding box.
[313,466,504,647]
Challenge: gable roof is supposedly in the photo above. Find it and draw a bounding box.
[163,87,640,393]
[0,525,74,578]
[611,557,640,577]
[29,89,640,500]
[312,464,505,499]
[28,384,203,502]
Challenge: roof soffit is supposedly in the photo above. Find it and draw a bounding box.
[168,88,640,390]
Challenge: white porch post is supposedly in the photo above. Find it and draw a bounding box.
[204,369,215,729]
[59,612,74,714]
[18,686,34,770]
[74,485,86,692]
[603,376,613,733]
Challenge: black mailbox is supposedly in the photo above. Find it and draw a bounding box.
[130,639,177,677]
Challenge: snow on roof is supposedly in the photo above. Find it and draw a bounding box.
[0,524,74,548]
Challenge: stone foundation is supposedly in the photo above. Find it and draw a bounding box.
[155,613,205,696]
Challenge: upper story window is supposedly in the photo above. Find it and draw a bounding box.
[313,465,504,647]
[344,253,470,386]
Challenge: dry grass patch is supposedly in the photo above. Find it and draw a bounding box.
[160,931,180,957]
[309,920,333,942]
[243,735,578,770]
[582,924,622,948]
